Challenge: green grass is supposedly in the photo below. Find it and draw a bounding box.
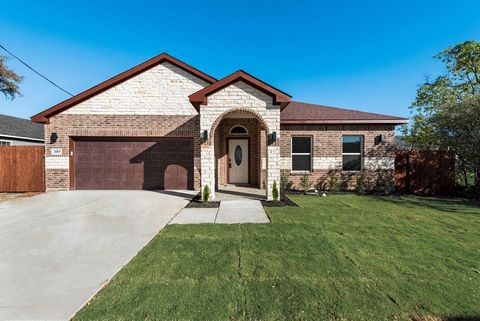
[74,195,480,321]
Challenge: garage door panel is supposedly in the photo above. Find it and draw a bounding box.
[105,167,119,178]
[89,152,105,162]
[180,152,191,161]
[74,138,193,190]
[105,152,119,161]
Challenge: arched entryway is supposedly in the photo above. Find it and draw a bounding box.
[206,108,272,200]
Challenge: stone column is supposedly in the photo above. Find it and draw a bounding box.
[266,145,280,200]
[200,144,216,200]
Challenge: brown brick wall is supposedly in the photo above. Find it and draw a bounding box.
[280,124,396,190]
[45,114,201,190]
[45,113,398,192]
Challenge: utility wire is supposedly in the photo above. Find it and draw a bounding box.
[0,43,74,97]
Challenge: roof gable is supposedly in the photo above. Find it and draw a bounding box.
[189,70,291,111]
[31,53,216,123]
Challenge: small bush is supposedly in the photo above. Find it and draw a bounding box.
[280,172,293,194]
[202,184,210,203]
[328,175,341,192]
[272,181,279,202]
[375,172,394,195]
[356,174,371,194]
[299,173,313,192]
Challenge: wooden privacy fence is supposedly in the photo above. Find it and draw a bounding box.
[0,146,45,192]
[395,150,455,196]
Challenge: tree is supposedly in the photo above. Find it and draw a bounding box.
[0,55,23,99]
[405,40,480,188]
[429,96,480,187]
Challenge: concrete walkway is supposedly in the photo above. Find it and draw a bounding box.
[170,199,269,225]
[0,190,193,321]
[216,185,265,201]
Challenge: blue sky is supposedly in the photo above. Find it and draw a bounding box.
[1,0,479,120]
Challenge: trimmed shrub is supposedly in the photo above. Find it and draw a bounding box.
[272,181,279,202]
[202,184,210,203]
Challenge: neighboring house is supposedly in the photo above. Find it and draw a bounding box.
[0,114,44,146]
[31,53,407,199]
[394,135,414,151]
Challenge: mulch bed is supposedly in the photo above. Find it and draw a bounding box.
[261,195,298,207]
[185,193,220,208]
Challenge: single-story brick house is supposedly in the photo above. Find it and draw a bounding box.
[31,53,407,200]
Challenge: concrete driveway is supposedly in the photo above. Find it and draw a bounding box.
[0,190,194,321]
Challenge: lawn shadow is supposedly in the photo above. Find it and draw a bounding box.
[413,316,480,321]
[374,195,480,215]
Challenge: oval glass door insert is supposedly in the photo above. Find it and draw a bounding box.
[234,145,242,166]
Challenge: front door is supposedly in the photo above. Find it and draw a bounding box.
[228,139,249,184]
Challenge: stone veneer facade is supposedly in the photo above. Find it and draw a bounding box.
[44,61,208,190]
[199,81,281,200]
[39,57,399,198]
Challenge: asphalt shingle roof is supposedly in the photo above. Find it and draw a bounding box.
[0,114,44,140]
[281,101,408,124]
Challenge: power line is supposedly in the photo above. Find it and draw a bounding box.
[0,43,74,97]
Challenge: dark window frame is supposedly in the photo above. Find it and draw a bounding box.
[291,136,313,172]
[342,135,363,172]
[0,140,12,146]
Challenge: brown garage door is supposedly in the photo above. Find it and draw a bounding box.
[74,138,193,190]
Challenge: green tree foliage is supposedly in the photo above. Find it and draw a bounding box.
[405,40,480,188]
[0,55,23,100]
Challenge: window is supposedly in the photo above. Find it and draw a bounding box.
[229,125,248,134]
[0,140,12,146]
[291,136,312,171]
[342,136,362,171]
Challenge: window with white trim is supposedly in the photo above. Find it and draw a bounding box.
[0,140,12,146]
[291,136,312,171]
[342,136,362,171]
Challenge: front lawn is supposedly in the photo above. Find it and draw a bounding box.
[74,195,480,321]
